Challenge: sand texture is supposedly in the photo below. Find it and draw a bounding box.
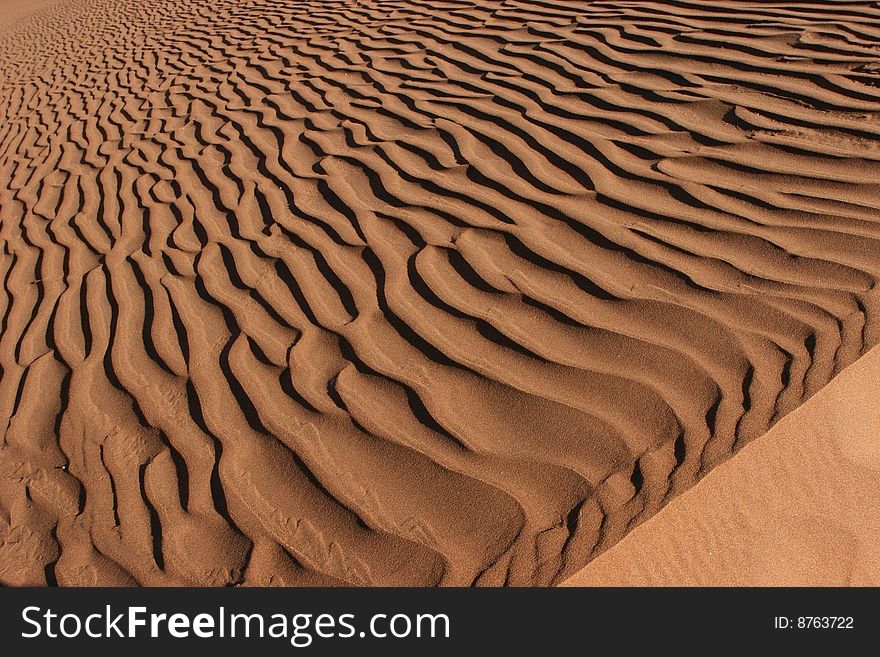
[563,344,880,586]
[1,0,879,586]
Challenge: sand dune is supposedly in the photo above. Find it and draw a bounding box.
[1,0,879,586]
[563,343,880,586]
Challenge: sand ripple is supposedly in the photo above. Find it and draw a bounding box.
[1,0,879,585]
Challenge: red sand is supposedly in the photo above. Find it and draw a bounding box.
[1,0,879,586]
[563,344,880,586]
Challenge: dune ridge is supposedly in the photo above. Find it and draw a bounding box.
[563,343,880,586]
[1,0,879,586]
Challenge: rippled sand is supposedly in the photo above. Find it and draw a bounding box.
[1,0,879,586]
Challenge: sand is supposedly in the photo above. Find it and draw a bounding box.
[0,0,879,586]
[563,343,880,586]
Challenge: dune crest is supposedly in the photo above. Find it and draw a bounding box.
[1,0,879,586]
[563,344,880,586]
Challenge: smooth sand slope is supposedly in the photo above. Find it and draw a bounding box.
[564,343,880,586]
[1,0,879,586]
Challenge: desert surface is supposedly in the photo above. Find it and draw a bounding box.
[1,0,879,586]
